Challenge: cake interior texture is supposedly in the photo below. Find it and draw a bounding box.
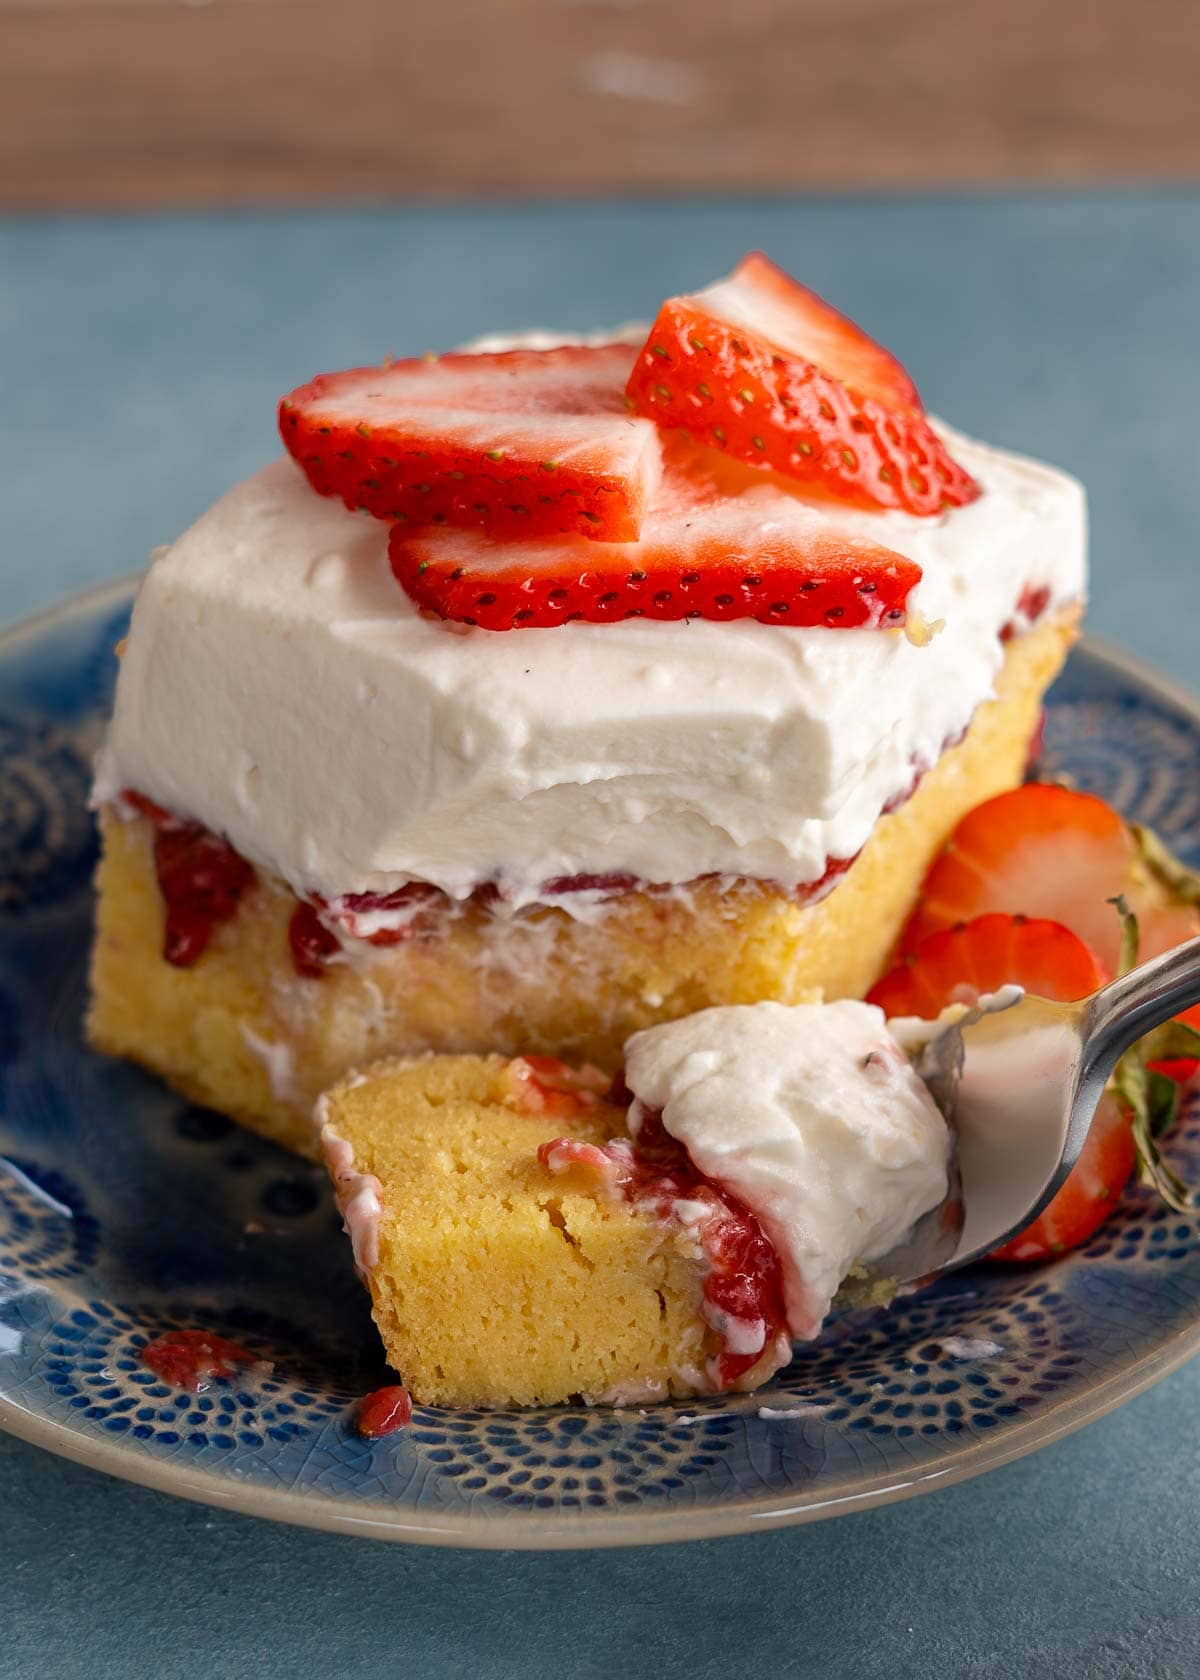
[319,1055,718,1408]
[88,609,1077,1158]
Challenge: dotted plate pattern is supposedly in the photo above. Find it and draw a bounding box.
[2,584,1200,1548]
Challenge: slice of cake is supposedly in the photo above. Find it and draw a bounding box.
[88,254,1086,1157]
[318,1000,951,1408]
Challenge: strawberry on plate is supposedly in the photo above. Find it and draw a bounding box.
[627,252,980,517]
[901,783,1200,1074]
[389,443,923,631]
[868,912,1136,1261]
[279,343,661,543]
[867,911,1110,1019]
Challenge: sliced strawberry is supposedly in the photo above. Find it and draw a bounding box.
[903,786,1137,962]
[627,252,980,517]
[389,446,922,631]
[904,784,1200,1079]
[279,344,661,543]
[901,784,1200,1077]
[867,912,1110,1019]
[868,914,1133,1261]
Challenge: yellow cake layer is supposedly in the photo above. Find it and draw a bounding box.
[320,1054,722,1408]
[88,611,1077,1157]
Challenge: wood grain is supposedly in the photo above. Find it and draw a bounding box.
[3,0,1200,208]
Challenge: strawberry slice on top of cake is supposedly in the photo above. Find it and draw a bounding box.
[626,251,980,515]
[280,341,662,543]
[88,253,1086,1157]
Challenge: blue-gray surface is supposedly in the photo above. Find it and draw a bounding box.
[2,189,1199,1679]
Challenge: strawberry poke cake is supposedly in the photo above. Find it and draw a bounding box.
[88,253,1086,1158]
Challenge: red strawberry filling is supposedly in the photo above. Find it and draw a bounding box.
[999,582,1053,643]
[502,1054,611,1118]
[139,1328,259,1391]
[539,1105,789,1391]
[279,343,661,544]
[288,901,342,978]
[626,253,980,518]
[355,1384,414,1439]
[122,790,256,967]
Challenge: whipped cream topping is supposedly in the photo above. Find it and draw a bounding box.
[623,1000,951,1339]
[94,334,1085,908]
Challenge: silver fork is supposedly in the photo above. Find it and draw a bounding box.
[873,937,1200,1285]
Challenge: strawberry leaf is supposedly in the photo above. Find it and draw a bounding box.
[1108,893,1139,977]
[1138,1019,1200,1069]
[1146,1068,1183,1139]
[1131,1099,1193,1212]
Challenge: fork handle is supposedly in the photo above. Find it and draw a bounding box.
[1083,934,1200,1084]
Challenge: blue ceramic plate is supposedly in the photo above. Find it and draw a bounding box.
[3,578,1200,1550]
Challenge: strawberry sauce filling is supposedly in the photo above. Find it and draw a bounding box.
[139,1328,258,1391]
[288,900,342,977]
[538,1103,789,1391]
[502,1053,612,1116]
[999,582,1052,644]
[356,1384,414,1439]
[123,790,256,967]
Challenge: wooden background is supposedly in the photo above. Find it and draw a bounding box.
[3,0,1200,209]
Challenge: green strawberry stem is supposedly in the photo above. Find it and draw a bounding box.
[1132,822,1200,908]
[1107,894,1198,1213]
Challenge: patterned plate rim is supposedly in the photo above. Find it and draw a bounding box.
[2,575,1200,1550]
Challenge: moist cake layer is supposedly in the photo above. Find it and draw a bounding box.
[94,427,1085,911]
[317,1055,727,1409]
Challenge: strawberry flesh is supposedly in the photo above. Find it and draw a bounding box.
[390,445,922,631]
[903,782,1200,1080]
[627,252,980,517]
[903,784,1200,978]
[279,344,661,543]
[867,911,1110,1019]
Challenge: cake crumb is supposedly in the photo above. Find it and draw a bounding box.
[938,1335,1004,1360]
